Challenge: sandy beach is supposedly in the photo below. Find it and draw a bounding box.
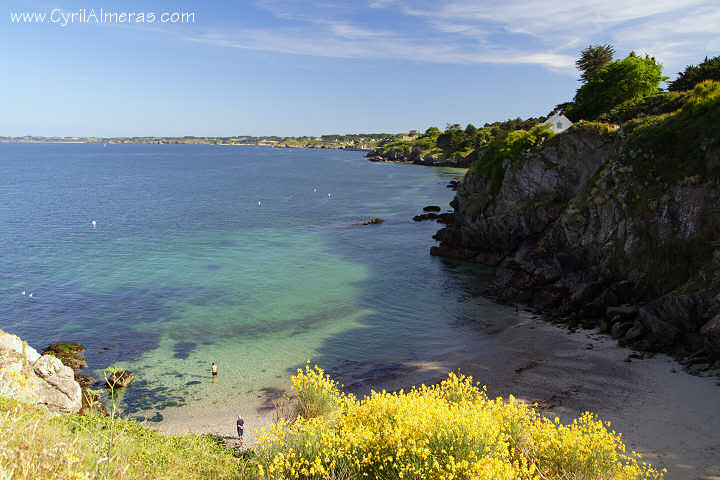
[156,315,720,480]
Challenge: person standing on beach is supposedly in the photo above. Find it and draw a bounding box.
[236,415,244,441]
[211,362,217,377]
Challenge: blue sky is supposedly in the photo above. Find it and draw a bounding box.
[2,0,718,137]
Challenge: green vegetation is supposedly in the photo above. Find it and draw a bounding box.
[621,228,717,296]
[620,80,720,183]
[668,55,720,92]
[598,90,690,124]
[567,52,667,121]
[374,117,547,166]
[0,396,245,480]
[1,363,665,480]
[576,44,615,82]
[469,126,556,195]
[276,133,402,150]
[253,365,662,479]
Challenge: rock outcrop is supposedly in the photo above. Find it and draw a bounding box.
[0,330,82,413]
[433,123,720,365]
[367,146,475,167]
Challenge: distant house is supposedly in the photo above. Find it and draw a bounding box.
[539,112,573,133]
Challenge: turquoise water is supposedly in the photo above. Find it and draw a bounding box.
[0,143,519,422]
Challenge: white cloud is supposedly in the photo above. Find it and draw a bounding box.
[177,0,718,74]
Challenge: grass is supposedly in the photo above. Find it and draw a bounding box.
[620,80,720,183]
[0,393,246,480]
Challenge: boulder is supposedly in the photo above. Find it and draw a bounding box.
[107,370,134,389]
[423,205,442,212]
[30,355,82,413]
[0,330,82,414]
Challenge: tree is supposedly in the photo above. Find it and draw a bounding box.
[668,56,720,91]
[567,53,667,120]
[576,44,615,82]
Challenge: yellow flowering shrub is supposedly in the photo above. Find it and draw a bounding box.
[256,367,664,479]
[0,365,38,403]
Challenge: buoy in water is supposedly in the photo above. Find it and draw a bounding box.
[91,220,96,228]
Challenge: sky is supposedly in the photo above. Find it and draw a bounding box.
[1,0,718,137]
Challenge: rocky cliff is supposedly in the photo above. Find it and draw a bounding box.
[0,330,82,413]
[433,123,720,369]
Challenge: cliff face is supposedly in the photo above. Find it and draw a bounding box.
[433,124,720,366]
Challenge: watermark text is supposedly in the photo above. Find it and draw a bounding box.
[10,9,195,27]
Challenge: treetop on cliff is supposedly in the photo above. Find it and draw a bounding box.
[576,44,615,82]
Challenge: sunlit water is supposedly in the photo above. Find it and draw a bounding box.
[0,143,521,424]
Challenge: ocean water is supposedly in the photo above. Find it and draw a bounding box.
[0,143,520,423]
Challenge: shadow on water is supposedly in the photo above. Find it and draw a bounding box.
[3,282,182,370]
[278,171,519,397]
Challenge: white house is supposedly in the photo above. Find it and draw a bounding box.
[539,112,573,133]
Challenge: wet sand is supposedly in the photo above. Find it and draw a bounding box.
[155,316,720,480]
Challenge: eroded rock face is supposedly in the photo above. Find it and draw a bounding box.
[433,124,720,361]
[0,330,82,413]
[701,315,720,359]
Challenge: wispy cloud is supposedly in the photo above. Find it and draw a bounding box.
[178,0,718,75]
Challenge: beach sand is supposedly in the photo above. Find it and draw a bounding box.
[156,316,720,480]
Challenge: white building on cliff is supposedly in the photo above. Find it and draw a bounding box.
[539,112,573,133]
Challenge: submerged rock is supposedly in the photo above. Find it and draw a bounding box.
[351,218,385,226]
[43,343,87,370]
[107,370,134,389]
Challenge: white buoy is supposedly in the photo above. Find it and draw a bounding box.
[21,291,25,296]
[314,189,317,192]
[28,293,33,299]
[91,220,96,228]
[257,201,261,206]
[328,193,331,197]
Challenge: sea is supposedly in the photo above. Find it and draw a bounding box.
[0,143,523,425]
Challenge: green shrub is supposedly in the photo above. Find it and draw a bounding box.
[568,53,667,121]
[621,80,720,182]
[469,126,555,195]
[599,91,689,124]
[668,55,720,92]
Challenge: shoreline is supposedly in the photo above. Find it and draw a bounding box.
[152,315,720,479]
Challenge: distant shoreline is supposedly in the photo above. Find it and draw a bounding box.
[0,133,401,151]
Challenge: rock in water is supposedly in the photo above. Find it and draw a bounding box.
[43,343,87,370]
[423,205,441,212]
[107,370,134,389]
[413,213,439,221]
[351,218,385,226]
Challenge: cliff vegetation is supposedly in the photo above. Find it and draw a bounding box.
[433,47,720,365]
